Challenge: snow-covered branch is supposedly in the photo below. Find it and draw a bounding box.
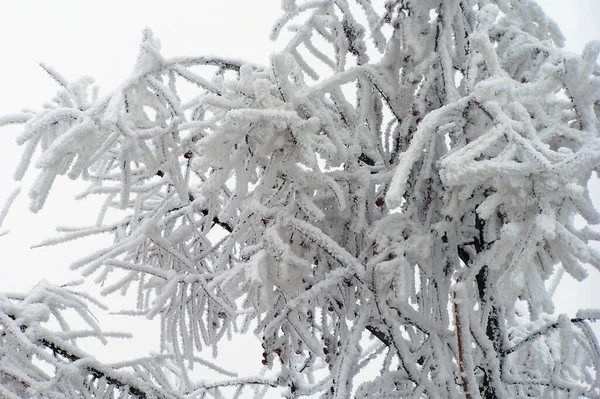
[2,0,600,397]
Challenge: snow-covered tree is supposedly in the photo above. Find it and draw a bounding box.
[2,0,600,397]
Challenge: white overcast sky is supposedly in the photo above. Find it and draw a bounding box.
[0,0,598,370]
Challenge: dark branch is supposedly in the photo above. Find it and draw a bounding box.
[200,209,233,233]
[8,315,153,398]
[168,56,256,72]
[40,338,149,398]
[504,317,593,355]
[366,324,392,347]
[358,153,375,166]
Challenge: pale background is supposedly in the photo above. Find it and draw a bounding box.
[0,0,598,382]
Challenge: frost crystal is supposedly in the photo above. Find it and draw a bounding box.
[2,0,600,397]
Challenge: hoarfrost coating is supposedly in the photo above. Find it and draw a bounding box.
[1,0,600,398]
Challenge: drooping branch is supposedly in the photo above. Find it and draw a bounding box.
[6,314,160,399]
[503,317,598,356]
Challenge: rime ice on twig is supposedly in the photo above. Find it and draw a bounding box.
[4,0,600,397]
